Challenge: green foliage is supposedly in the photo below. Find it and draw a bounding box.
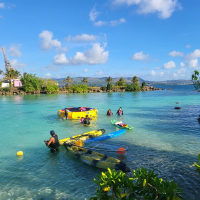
[125,83,141,91]
[4,68,21,79]
[105,76,113,84]
[42,79,59,93]
[65,76,73,87]
[191,70,200,91]
[142,82,146,88]
[194,154,200,175]
[107,83,113,90]
[68,84,89,93]
[0,70,3,75]
[91,168,183,200]
[100,86,107,91]
[131,76,140,85]
[0,87,11,92]
[116,78,126,86]
[82,78,88,84]
[21,74,43,93]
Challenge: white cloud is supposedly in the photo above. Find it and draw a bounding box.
[185,49,200,60]
[45,73,51,78]
[94,18,126,27]
[0,3,5,8]
[95,70,104,76]
[46,65,62,71]
[168,51,184,57]
[154,67,161,70]
[39,30,67,52]
[71,34,98,42]
[94,20,108,26]
[162,61,176,69]
[53,43,108,66]
[112,0,181,19]
[110,18,126,26]
[188,59,198,68]
[150,70,156,76]
[180,62,185,67]
[89,5,101,21]
[8,44,22,57]
[130,51,149,61]
[10,59,26,69]
[53,54,69,65]
[186,44,191,48]
[83,69,88,73]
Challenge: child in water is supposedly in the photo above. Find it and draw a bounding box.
[116,107,124,116]
[80,117,84,123]
[107,109,113,115]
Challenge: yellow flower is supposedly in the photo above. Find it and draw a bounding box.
[103,186,111,192]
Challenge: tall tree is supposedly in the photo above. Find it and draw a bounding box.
[81,78,88,85]
[65,76,73,87]
[131,76,140,85]
[105,76,113,84]
[0,70,3,75]
[191,70,200,91]
[4,69,21,79]
[116,77,126,86]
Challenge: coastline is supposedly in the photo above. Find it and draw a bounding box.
[0,86,165,95]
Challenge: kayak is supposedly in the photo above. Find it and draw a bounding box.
[84,130,126,143]
[73,141,128,154]
[111,120,133,130]
[57,107,98,119]
[59,129,105,146]
[64,143,130,172]
[174,107,181,109]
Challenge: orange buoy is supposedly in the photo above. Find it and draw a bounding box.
[116,147,126,154]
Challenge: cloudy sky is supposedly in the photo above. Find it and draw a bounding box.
[0,0,200,81]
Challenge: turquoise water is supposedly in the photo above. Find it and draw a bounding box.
[0,85,200,199]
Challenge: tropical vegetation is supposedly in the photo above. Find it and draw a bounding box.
[68,84,89,93]
[82,78,88,85]
[65,76,73,87]
[91,167,183,200]
[116,78,126,86]
[191,70,200,91]
[132,76,140,85]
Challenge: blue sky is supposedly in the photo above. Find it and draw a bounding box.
[0,0,200,81]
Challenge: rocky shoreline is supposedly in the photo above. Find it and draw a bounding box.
[0,86,165,95]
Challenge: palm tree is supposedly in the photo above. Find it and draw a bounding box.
[131,76,140,85]
[0,70,3,75]
[4,69,21,87]
[116,77,126,86]
[105,76,113,84]
[65,76,73,87]
[81,78,88,85]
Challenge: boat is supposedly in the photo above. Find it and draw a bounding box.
[57,107,98,119]
[59,129,105,146]
[64,142,130,172]
[85,130,126,143]
[111,120,133,130]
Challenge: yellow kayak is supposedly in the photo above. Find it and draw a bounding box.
[64,143,130,172]
[57,107,98,119]
[59,129,105,146]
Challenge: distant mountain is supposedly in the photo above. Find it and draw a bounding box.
[54,77,145,87]
[53,77,192,86]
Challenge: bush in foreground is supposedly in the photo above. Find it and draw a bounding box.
[91,167,183,200]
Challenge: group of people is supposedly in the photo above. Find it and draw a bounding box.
[107,107,124,116]
[45,107,124,153]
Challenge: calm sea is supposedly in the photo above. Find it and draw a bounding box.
[0,84,200,200]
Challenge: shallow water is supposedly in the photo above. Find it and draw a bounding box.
[0,85,200,199]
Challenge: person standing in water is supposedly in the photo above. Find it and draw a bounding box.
[83,115,91,125]
[116,107,124,116]
[107,109,113,115]
[44,130,60,153]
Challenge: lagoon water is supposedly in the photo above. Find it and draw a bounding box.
[0,85,200,200]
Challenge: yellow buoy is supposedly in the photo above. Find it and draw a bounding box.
[17,151,23,156]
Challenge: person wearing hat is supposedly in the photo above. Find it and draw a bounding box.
[44,130,60,153]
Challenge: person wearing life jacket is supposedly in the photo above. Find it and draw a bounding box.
[44,130,60,153]
[63,108,68,120]
[83,115,91,125]
[107,109,113,115]
[116,107,124,116]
